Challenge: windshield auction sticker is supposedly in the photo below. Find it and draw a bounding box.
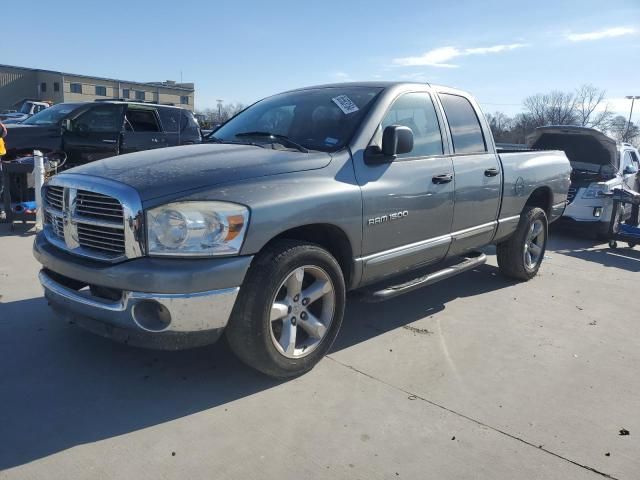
[332,95,359,115]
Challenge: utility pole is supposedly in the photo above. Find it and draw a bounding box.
[625,95,640,142]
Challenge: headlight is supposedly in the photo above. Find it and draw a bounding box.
[582,185,607,199]
[147,201,249,256]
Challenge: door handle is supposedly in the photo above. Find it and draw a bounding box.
[432,173,453,184]
[484,168,500,177]
[102,139,117,144]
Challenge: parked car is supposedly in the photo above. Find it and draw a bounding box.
[4,101,201,167]
[33,82,571,378]
[528,126,640,237]
[0,101,50,124]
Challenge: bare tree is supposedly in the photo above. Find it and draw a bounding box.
[523,91,577,127]
[196,102,246,127]
[608,115,640,144]
[574,84,613,129]
[485,112,515,143]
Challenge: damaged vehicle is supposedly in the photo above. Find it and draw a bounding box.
[34,82,571,378]
[528,126,640,236]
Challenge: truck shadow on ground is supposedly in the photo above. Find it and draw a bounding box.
[0,262,514,470]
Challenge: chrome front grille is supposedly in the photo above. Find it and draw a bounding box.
[46,186,64,211]
[77,223,125,253]
[42,176,143,262]
[567,187,577,204]
[75,190,124,222]
[45,210,65,239]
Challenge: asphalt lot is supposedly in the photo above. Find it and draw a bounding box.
[0,223,638,480]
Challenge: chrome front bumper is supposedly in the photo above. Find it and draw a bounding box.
[39,270,239,348]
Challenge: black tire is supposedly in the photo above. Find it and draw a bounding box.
[497,207,548,281]
[225,240,346,378]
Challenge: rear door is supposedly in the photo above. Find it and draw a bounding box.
[437,91,501,255]
[356,91,455,283]
[62,104,125,165]
[120,106,169,153]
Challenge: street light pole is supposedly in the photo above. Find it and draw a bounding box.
[217,99,223,123]
[625,95,640,142]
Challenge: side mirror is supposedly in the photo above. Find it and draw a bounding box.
[624,164,639,175]
[382,125,414,157]
[61,118,72,132]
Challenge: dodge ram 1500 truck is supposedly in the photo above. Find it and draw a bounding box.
[33,82,571,378]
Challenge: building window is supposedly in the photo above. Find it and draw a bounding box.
[70,83,82,94]
[180,95,189,105]
[40,82,47,93]
[95,85,107,96]
[135,90,146,101]
[122,88,130,99]
[54,82,60,92]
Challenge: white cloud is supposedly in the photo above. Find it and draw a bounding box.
[393,43,527,68]
[566,27,636,42]
[331,71,351,80]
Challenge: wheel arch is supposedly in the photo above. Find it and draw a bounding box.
[524,186,553,218]
[262,223,355,288]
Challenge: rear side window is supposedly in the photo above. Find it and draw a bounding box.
[158,108,181,132]
[380,92,443,158]
[439,93,487,154]
[126,109,160,132]
[158,109,200,133]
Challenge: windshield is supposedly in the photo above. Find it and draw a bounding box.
[22,103,77,126]
[212,87,383,152]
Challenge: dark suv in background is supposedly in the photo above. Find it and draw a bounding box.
[3,101,201,167]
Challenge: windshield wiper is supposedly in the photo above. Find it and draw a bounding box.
[235,131,309,153]
[207,135,266,148]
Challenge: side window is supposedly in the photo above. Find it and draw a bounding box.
[377,92,443,158]
[74,106,123,133]
[180,110,201,133]
[629,151,640,166]
[158,109,181,132]
[125,109,160,132]
[439,93,487,154]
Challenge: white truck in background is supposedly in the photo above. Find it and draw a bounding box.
[528,126,640,237]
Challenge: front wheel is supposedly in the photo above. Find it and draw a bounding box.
[225,240,346,378]
[497,207,548,281]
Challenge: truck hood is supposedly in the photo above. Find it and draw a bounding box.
[66,143,332,201]
[527,126,618,176]
[0,113,28,122]
[4,124,61,150]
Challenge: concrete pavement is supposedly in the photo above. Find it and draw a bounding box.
[0,224,638,479]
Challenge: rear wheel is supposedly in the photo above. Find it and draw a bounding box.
[225,240,346,378]
[497,207,548,281]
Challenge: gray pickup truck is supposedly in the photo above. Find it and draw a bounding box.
[34,82,571,378]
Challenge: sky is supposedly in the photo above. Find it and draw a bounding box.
[4,0,640,119]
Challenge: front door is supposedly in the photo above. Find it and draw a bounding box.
[437,92,502,255]
[354,92,455,284]
[63,104,125,166]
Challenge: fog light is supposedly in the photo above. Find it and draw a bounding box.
[593,207,602,218]
[133,300,172,332]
